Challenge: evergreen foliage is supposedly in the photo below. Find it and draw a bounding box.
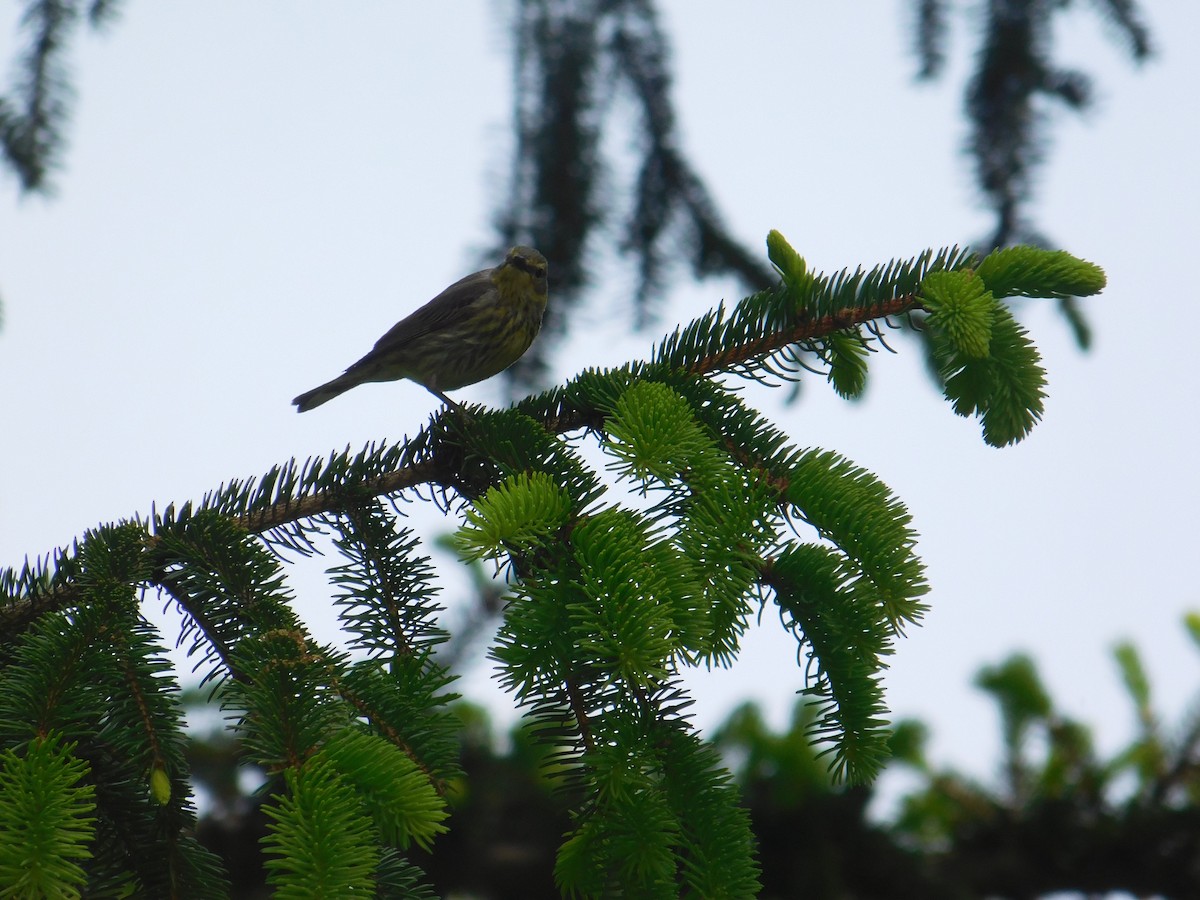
[915,0,1151,250]
[887,626,1200,898]
[497,0,776,387]
[494,0,1148,381]
[0,236,1103,895]
[0,733,95,897]
[0,0,122,193]
[0,2,1152,359]
[184,618,1200,896]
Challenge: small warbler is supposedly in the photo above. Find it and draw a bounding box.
[293,246,548,412]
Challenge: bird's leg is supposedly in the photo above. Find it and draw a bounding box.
[426,385,467,416]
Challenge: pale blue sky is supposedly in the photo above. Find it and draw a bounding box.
[2,3,1198,795]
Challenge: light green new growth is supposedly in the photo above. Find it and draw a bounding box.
[262,757,380,898]
[0,735,95,898]
[922,270,996,359]
[320,729,448,851]
[454,471,575,561]
[976,245,1106,299]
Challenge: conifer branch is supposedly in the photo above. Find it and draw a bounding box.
[155,570,247,685]
[233,458,449,534]
[683,293,917,377]
[331,675,444,793]
[565,676,597,756]
[0,244,1103,643]
[113,635,166,771]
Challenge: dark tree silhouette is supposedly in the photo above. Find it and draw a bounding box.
[1,1,1151,356]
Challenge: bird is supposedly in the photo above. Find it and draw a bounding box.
[293,246,548,413]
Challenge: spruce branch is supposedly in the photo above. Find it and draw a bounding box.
[0,242,1103,641]
[156,570,247,686]
[0,734,95,897]
[681,292,918,378]
[328,671,446,793]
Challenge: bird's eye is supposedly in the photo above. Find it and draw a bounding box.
[510,253,547,279]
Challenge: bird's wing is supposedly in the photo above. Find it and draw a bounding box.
[367,269,494,355]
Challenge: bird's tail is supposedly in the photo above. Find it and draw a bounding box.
[292,374,358,412]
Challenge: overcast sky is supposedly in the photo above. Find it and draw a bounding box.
[2,2,1198,799]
